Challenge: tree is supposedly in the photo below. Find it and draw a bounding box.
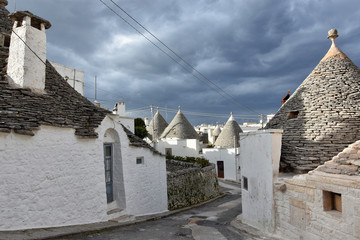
[134,118,148,139]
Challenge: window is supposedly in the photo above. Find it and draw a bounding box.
[288,111,299,119]
[323,190,342,212]
[136,157,144,165]
[165,148,172,156]
[243,176,248,191]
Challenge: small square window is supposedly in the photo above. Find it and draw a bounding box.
[243,176,248,191]
[323,190,342,212]
[288,111,299,119]
[136,157,144,165]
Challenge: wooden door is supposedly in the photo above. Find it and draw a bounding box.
[217,161,224,178]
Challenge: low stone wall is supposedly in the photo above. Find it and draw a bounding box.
[167,160,220,210]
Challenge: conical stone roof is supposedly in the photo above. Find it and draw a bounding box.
[214,113,242,148]
[213,125,221,137]
[160,107,199,139]
[265,29,360,173]
[147,108,168,140]
[0,2,12,34]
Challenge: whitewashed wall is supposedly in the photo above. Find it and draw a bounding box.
[239,129,282,233]
[0,126,108,230]
[156,139,201,157]
[0,114,167,231]
[202,148,239,181]
[50,61,84,96]
[98,116,168,217]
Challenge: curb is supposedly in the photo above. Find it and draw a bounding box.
[0,193,226,240]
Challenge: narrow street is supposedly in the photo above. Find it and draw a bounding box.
[54,180,256,240]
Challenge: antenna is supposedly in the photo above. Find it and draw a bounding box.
[94,75,97,102]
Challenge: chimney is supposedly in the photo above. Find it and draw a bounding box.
[7,11,51,93]
[114,101,126,116]
[144,117,149,126]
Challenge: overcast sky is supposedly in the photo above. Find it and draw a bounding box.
[9,0,360,125]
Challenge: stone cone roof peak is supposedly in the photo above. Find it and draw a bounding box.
[228,112,234,121]
[160,109,198,139]
[321,29,349,62]
[214,114,242,148]
[146,110,168,140]
[265,29,360,173]
[213,124,221,137]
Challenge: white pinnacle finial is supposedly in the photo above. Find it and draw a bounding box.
[157,107,159,112]
[229,112,234,121]
[178,105,181,111]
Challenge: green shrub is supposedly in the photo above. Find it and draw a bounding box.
[166,155,210,167]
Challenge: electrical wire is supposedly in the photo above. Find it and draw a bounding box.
[99,0,260,115]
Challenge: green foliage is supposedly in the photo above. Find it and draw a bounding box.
[166,154,210,168]
[134,118,146,128]
[135,126,148,139]
[134,118,148,139]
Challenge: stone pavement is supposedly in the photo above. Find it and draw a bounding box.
[0,180,279,240]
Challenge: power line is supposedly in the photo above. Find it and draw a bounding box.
[99,0,224,96]
[127,105,260,120]
[100,0,260,115]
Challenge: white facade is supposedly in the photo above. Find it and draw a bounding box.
[156,138,201,157]
[239,129,283,233]
[50,61,84,96]
[0,126,108,230]
[202,148,240,181]
[7,16,47,93]
[98,116,168,217]
[0,115,168,231]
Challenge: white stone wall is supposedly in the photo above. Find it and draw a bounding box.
[202,148,239,181]
[49,61,84,95]
[156,139,201,157]
[0,114,168,231]
[0,126,108,230]
[239,129,283,233]
[274,173,360,240]
[97,116,168,217]
[7,20,46,93]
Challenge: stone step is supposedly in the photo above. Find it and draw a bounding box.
[109,214,135,223]
[107,208,123,215]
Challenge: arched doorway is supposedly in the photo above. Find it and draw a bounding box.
[103,128,126,209]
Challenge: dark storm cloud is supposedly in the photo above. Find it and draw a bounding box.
[10,0,360,124]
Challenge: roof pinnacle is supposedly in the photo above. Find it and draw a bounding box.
[327,29,338,42]
[321,29,349,62]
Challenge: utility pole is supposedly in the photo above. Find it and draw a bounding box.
[151,104,155,142]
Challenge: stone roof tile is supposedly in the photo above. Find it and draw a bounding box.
[160,108,198,139]
[147,108,168,140]
[214,113,242,148]
[265,29,360,173]
[121,124,162,155]
[314,140,360,175]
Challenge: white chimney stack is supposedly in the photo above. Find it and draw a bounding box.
[114,101,126,116]
[144,117,149,126]
[7,11,51,93]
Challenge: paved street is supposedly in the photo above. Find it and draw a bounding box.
[54,180,256,240]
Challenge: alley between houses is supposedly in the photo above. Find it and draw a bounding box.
[51,180,269,240]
